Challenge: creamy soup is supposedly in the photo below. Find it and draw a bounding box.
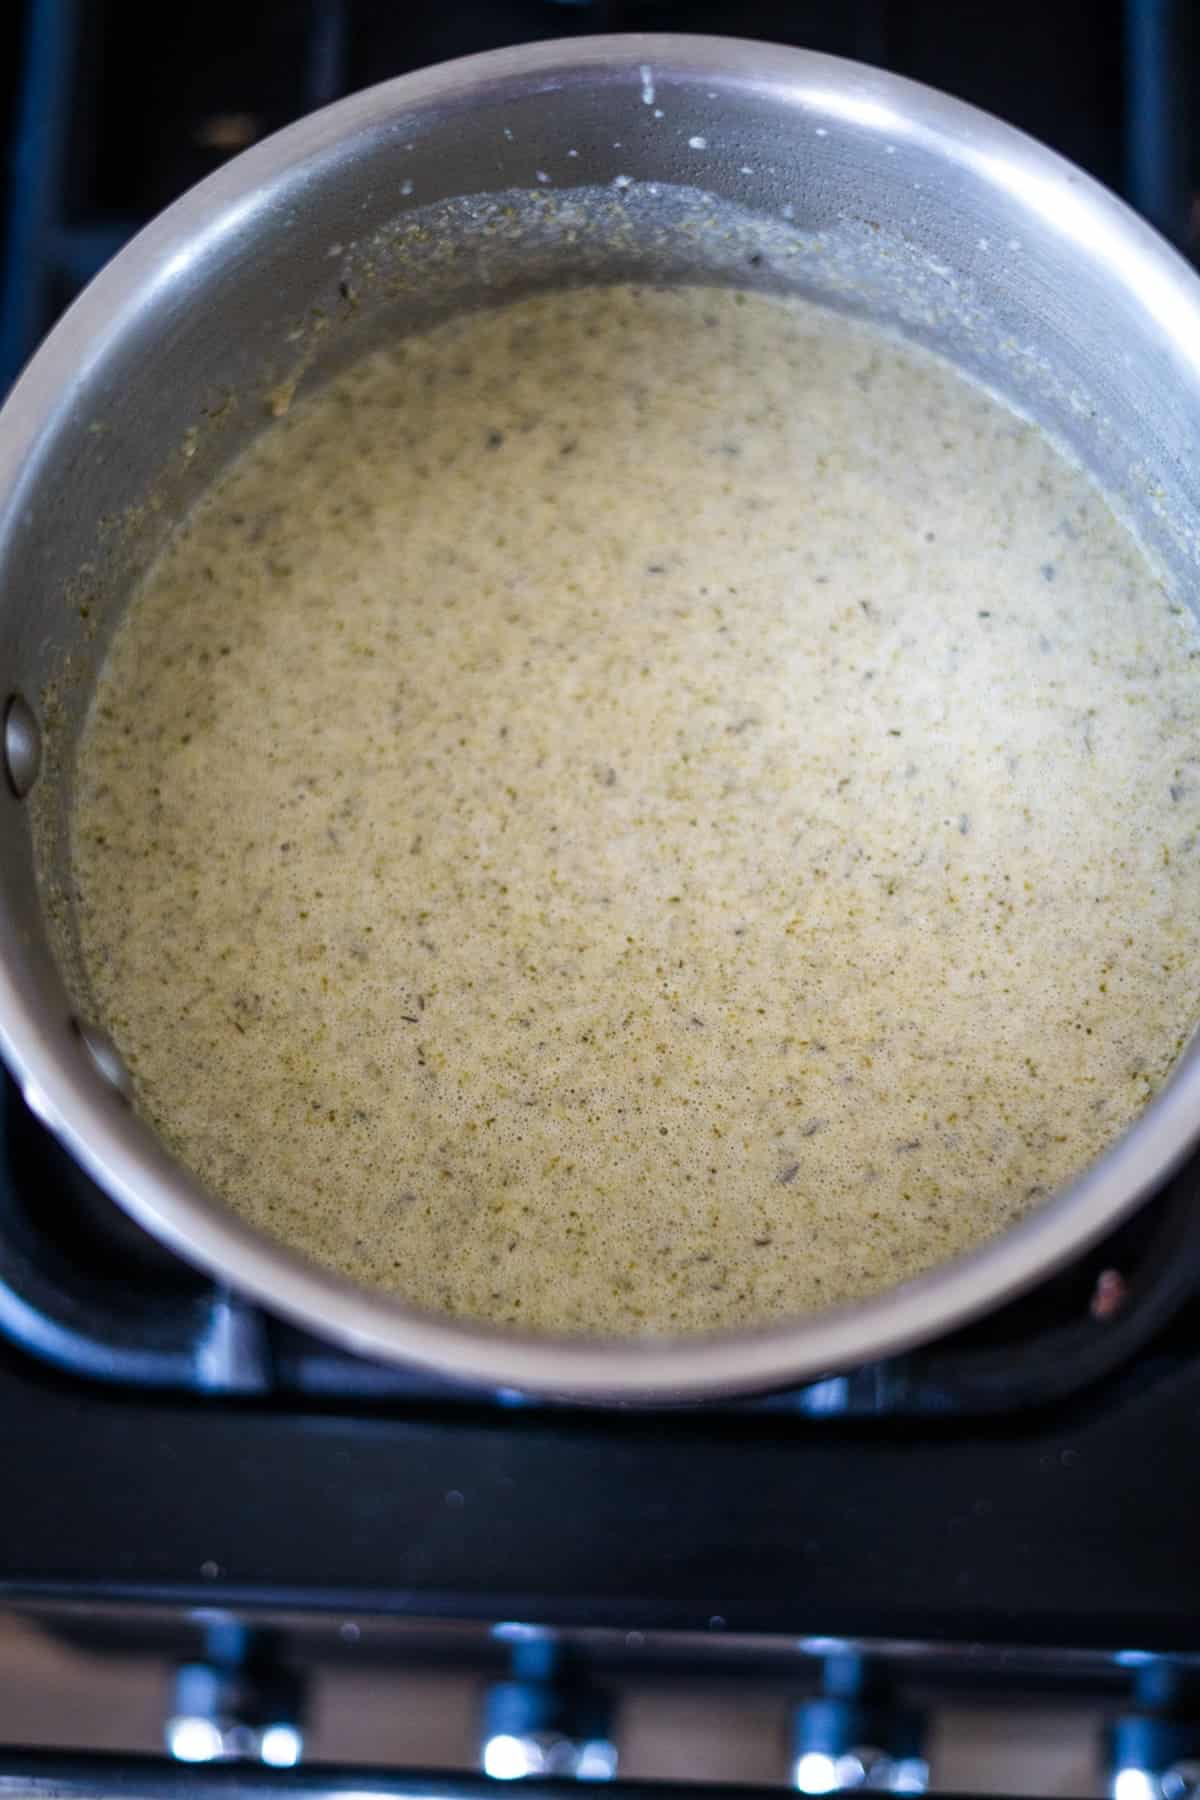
[70,284,1200,1335]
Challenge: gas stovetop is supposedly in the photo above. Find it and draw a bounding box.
[3,2,1200,1795]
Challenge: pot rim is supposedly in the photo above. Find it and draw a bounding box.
[3,32,1200,1401]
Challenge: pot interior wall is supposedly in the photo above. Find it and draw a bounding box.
[3,41,1200,1255]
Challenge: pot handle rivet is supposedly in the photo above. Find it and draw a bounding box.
[3,694,41,798]
[74,1019,134,1103]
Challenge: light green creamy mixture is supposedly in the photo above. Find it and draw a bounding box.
[71,284,1200,1336]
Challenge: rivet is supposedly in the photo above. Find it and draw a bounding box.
[4,694,41,797]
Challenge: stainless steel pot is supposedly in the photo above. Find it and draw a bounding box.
[3,34,1200,1401]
